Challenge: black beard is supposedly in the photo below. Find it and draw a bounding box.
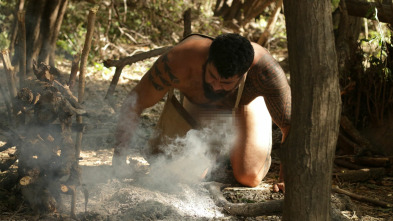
[202,62,231,101]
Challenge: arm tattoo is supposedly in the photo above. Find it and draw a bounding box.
[162,53,180,83]
[147,52,181,91]
[148,71,164,91]
[243,53,291,130]
[155,65,171,86]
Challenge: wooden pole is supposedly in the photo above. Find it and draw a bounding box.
[72,7,97,218]
[68,54,80,89]
[76,7,97,158]
[183,8,192,38]
[17,10,26,88]
[76,7,97,156]
[78,8,97,105]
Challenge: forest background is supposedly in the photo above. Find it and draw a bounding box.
[0,0,392,220]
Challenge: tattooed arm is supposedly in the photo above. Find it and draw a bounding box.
[242,47,291,191]
[245,50,291,142]
[113,52,180,166]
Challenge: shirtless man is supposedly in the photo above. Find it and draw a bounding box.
[112,33,291,190]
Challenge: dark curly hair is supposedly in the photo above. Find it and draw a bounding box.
[207,33,254,78]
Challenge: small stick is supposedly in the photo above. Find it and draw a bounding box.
[68,54,80,89]
[53,80,82,109]
[82,184,89,212]
[104,46,172,99]
[332,185,392,208]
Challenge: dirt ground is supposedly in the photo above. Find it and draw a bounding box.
[0,52,393,220]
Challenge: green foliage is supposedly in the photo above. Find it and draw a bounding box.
[0,1,16,49]
[0,31,10,49]
[55,0,223,62]
[331,0,340,12]
[360,7,392,75]
[354,7,393,126]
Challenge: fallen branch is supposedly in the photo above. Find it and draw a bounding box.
[340,115,373,154]
[345,0,393,24]
[332,185,392,208]
[334,158,364,170]
[337,132,362,155]
[204,182,283,216]
[53,80,82,110]
[104,46,172,99]
[355,157,390,167]
[333,167,386,182]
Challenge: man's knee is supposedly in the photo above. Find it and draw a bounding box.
[233,156,271,187]
[234,172,261,187]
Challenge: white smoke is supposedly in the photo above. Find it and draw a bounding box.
[138,115,237,191]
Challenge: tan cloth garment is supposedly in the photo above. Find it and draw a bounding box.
[148,74,247,154]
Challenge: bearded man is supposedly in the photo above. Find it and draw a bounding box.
[112,33,291,191]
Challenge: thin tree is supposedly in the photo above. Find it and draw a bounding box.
[282,0,341,220]
[22,0,68,74]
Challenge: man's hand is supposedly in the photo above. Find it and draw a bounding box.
[273,163,285,192]
[273,182,285,193]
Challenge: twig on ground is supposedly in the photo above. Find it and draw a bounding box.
[332,185,392,208]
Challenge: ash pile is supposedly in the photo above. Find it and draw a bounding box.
[0,61,86,218]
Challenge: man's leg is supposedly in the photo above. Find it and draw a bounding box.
[230,97,272,187]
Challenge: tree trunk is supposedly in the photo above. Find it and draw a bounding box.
[37,0,62,65]
[48,0,69,67]
[25,0,46,74]
[282,0,341,220]
[24,0,67,75]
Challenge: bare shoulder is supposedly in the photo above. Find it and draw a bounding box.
[144,35,210,92]
[242,44,289,100]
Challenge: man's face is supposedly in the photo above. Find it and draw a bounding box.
[203,62,242,101]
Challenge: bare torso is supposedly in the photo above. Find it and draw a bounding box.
[162,34,270,110]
